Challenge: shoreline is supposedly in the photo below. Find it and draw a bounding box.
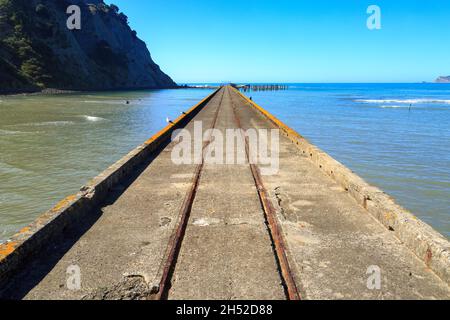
[4,83,448,97]
[0,85,186,97]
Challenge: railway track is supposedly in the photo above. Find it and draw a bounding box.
[152,87,299,300]
[152,90,226,300]
[228,88,300,300]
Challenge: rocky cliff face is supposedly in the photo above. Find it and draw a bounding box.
[0,0,176,93]
[435,76,450,83]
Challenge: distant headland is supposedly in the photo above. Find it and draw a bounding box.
[0,0,177,95]
[435,76,450,83]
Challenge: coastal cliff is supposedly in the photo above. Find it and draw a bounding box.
[435,76,450,83]
[0,0,176,94]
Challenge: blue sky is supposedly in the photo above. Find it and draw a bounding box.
[106,0,450,83]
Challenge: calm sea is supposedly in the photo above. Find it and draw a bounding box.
[0,84,449,241]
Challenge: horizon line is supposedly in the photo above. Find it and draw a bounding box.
[178,81,446,84]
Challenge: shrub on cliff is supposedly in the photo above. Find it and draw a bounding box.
[0,0,176,92]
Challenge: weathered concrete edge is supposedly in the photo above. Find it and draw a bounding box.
[232,87,450,286]
[0,88,221,287]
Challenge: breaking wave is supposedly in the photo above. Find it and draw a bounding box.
[31,121,75,126]
[81,115,107,122]
[356,99,450,104]
[379,105,411,109]
[14,121,75,127]
[0,129,25,136]
[82,100,130,105]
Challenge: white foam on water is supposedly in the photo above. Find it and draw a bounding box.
[379,105,411,109]
[36,121,75,126]
[81,115,107,122]
[0,129,25,136]
[18,121,75,127]
[356,99,450,104]
[82,100,129,105]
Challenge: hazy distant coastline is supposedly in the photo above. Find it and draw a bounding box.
[435,76,450,83]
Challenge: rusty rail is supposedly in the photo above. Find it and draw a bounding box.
[228,87,301,300]
[152,88,225,300]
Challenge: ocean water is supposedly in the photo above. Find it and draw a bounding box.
[0,89,213,242]
[245,83,450,238]
[0,84,449,242]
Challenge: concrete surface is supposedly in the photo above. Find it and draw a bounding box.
[0,86,449,300]
[167,88,285,300]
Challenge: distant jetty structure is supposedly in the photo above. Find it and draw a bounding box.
[183,84,289,92]
[237,84,289,92]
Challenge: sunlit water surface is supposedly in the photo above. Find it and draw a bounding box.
[247,83,449,238]
[0,89,212,242]
[0,84,449,241]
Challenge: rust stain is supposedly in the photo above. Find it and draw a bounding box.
[0,242,18,260]
[19,227,31,234]
[384,212,393,221]
[12,226,32,238]
[51,194,78,212]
